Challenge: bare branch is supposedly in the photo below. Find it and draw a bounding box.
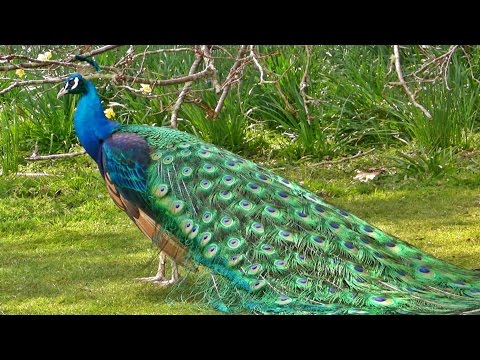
[115,46,195,67]
[0,78,64,95]
[299,45,312,123]
[131,47,193,60]
[77,45,122,60]
[393,45,432,119]
[0,66,214,96]
[309,148,376,166]
[25,150,87,161]
[249,45,276,85]
[170,47,204,128]
[443,45,458,90]
[14,172,52,177]
[211,45,235,58]
[410,45,456,78]
[97,66,214,87]
[214,45,248,117]
[0,45,122,72]
[201,45,222,94]
[131,45,150,85]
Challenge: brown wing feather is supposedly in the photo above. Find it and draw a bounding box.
[104,172,187,264]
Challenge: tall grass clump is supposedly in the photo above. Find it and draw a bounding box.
[0,103,21,175]
[20,85,78,154]
[317,46,409,147]
[404,55,480,151]
[179,91,251,154]
[249,46,344,160]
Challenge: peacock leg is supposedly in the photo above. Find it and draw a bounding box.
[135,251,180,286]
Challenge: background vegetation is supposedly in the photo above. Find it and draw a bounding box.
[1,45,480,314]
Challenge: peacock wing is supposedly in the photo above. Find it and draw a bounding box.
[101,132,187,264]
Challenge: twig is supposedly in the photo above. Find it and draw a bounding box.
[249,45,275,85]
[393,45,432,119]
[309,148,375,166]
[274,82,296,114]
[201,45,222,94]
[114,45,134,67]
[170,47,204,128]
[74,45,122,61]
[214,45,248,117]
[0,78,65,95]
[131,45,150,85]
[211,45,235,58]
[0,66,214,96]
[443,45,458,90]
[14,172,52,177]
[117,47,194,66]
[410,46,456,78]
[0,45,121,72]
[25,150,86,161]
[95,65,214,86]
[300,45,312,123]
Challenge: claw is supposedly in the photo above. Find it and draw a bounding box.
[136,251,180,287]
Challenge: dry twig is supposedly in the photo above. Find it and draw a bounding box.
[170,47,204,128]
[299,45,312,123]
[309,148,376,166]
[0,45,121,72]
[201,45,222,94]
[214,45,248,117]
[25,150,87,161]
[393,45,432,119]
[249,45,275,85]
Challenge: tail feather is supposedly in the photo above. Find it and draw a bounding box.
[108,125,480,314]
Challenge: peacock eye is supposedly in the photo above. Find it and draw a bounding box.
[68,80,75,87]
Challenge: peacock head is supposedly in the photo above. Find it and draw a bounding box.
[57,73,87,99]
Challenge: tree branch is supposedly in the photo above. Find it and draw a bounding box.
[300,45,312,123]
[214,45,248,117]
[442,45,458,90]
[201,45,222,94]
[0,45,121,72]
[25,150,86,161]
[0,78,65,95]
[393,45,432,119]
[309,148,376,166]
[170,47,204,128]
[249,45,275,85]
[0,66,215,96]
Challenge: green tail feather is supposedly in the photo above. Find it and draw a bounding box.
[114,124,480,314]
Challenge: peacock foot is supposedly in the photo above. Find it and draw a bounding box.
[135,274,180,286]
[135,251,180,286]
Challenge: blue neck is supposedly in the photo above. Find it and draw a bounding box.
[73,80,120,164]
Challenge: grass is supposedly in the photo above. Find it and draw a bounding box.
[1,153,480,314]
[2,45,480,314]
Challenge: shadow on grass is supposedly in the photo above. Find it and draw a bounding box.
[0,230,210,311]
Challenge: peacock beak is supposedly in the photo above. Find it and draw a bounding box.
[57,87,68,99]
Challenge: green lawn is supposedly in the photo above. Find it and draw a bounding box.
[1,154,480,314]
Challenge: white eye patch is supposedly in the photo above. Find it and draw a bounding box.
[70,77,79,90]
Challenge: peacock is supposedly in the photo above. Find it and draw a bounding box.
[56,72,480,314]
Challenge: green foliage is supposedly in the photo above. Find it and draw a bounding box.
[393,147,458,180]
[2,45,480,178]
[21,86,78,153]
[405,57,480,150]
[179,91,250,154]
[0,104,21,174]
